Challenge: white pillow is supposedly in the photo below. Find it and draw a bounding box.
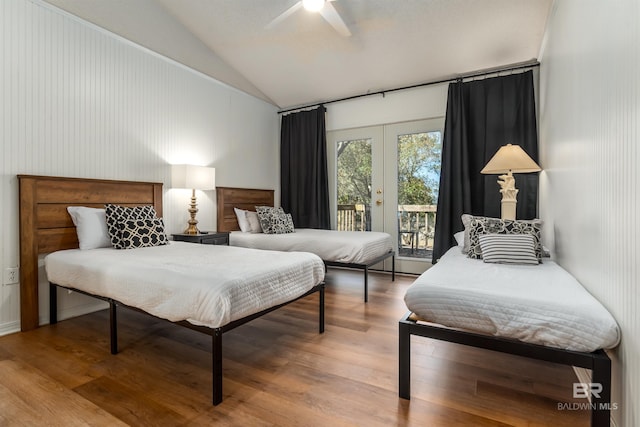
[67,206,112,250]
[234,207,251,232]
[454,231,465,248]
[245,210,263,233]
[461,214,473,254]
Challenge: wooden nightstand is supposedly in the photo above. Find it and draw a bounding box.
[172,231,230,246]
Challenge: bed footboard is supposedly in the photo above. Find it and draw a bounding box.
[398,312,612,427]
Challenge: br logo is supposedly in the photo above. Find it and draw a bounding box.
[573,383,603,399]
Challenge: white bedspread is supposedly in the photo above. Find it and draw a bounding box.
[404,248,620,352]
[45,242,325,329]
[230,229,393,264]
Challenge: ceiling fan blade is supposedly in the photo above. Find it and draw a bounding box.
[265,1,304,30]
[319,1,352,37]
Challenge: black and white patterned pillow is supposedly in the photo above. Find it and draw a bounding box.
[478,233,539,265]
[272,212,295,234]
[466,215,543,261]
[105,204,158,249]
[119,218,169,249]
[255,206,275,233]
[284,213,295,233]
[255,206,284,234]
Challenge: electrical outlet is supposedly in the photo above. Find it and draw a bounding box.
[4,267,19,285]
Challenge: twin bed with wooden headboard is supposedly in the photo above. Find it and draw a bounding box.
[216,186,396,302]
[18,175,325,405]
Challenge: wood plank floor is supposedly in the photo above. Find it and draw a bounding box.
[0,269,590,426]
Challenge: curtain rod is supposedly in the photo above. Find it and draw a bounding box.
[277,60,540,115]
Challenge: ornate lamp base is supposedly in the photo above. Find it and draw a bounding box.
[184,223,200,235]
[184,189,201,235]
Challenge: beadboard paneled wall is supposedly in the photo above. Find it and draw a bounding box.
[539,1,639,425]
[0,0,279,333]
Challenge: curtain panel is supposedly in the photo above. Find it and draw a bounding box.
[432,71,539,262]
[280,106,331,229]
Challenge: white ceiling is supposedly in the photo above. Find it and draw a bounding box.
[43,0,553,110]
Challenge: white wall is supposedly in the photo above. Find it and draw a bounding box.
[0,0,279,334]
[326,84,448,131]
[539,1,640,425]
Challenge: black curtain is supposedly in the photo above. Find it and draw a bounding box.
[280,106,330,229]
[432,71,539,262]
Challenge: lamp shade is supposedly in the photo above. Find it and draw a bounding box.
[480,144,541,174]
[171,165,216,190]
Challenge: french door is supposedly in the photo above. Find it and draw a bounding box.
[327,118,443,274]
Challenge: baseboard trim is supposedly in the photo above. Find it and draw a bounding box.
[0,301,108,337]
[39,301,108,326]
[572,366,592,388]
[0,321,20,337]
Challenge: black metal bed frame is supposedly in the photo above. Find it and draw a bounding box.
[398,312,612,427]
[324,250,395,302]
[49,282,325,405]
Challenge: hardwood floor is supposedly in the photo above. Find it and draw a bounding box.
[0,269,589,426]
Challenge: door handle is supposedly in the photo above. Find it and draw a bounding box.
[376,199,383,205]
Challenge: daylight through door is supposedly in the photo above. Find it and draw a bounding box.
[328,119,443,274]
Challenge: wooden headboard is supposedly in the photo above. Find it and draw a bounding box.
[216,187,274,232]
[18,175,163,331]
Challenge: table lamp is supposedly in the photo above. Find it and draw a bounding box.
[171,165,216,234]
[480,144,541,220]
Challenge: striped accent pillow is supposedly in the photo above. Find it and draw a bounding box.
[478,233,539,265]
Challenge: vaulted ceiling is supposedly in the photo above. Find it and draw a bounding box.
[43,0,553,109]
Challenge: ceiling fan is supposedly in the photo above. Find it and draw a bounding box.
[266,0,352,37]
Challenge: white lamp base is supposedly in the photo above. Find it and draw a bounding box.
[501,200,516,221]
[497,172,518,221]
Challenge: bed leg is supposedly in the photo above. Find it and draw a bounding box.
[364,266,369,303]
[392,253,396,282]
[49,283,58,324]
[109,300,118,355]
[212,328,223,405]
[319,285,325,334]
[399,320,411,400]
[591,351,611,427]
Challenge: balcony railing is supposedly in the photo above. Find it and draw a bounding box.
[337,204,369,231]
[398,205,437,255]
[336,204,437,258]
